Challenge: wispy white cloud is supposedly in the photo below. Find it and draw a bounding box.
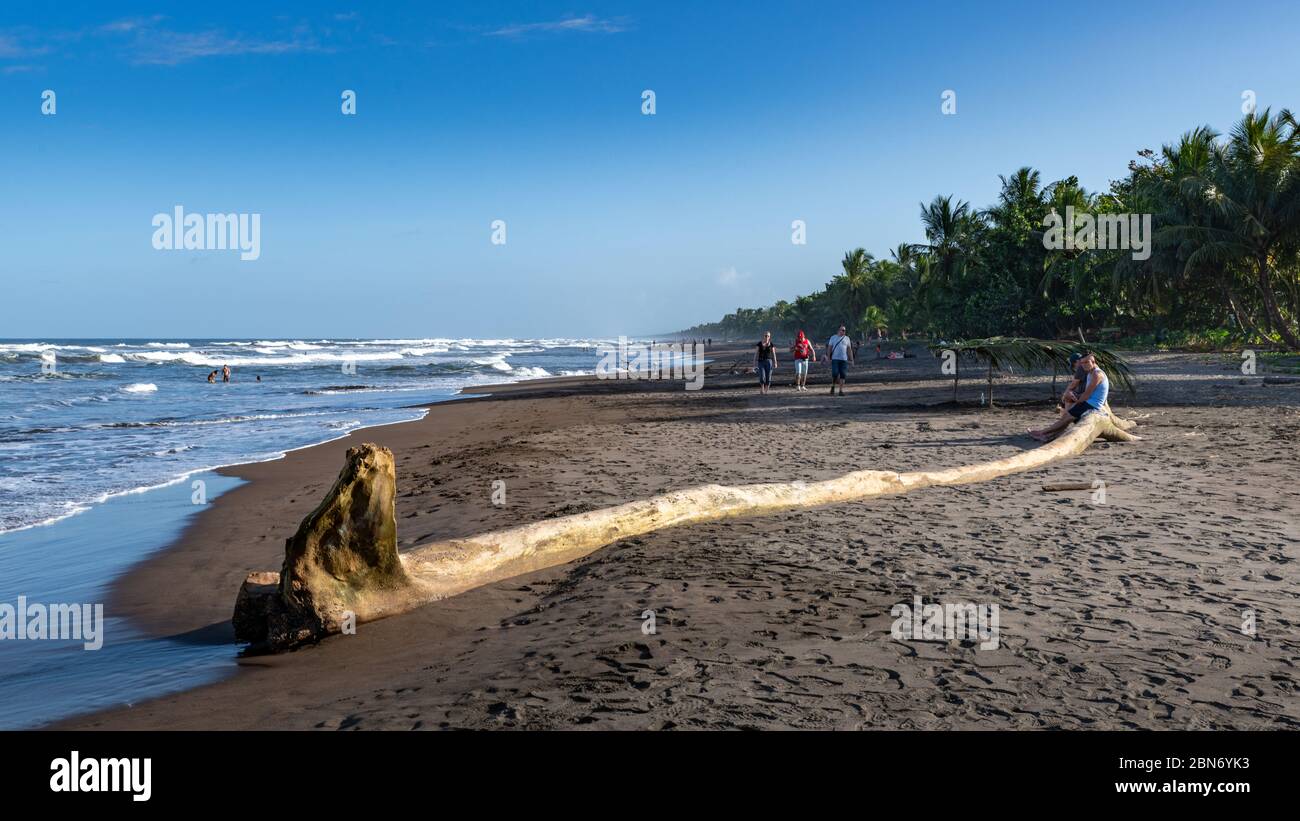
[486,14,630,38]
[0,31,49,59]
[1,16,331,70]
[717,266,752,288]
[99,16,167,34]
[125,29,324,65]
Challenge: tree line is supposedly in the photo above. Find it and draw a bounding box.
[682,110,1300,350]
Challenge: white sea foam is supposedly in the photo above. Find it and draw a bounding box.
[126,350,406,367]
[472,354,514,371]
[0,337,601,537]
[0,343,54,352]
[398,347,451,356]
[512,367,552,378]
[250,340,323,351]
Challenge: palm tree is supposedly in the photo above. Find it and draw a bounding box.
[836,248,875,335]
[1163,109,1300,349]
[1120,129,1216,313]
[890,242,917,275]
[1000,167,1043,207]
[905,254,942,337]
[885,244,924,333]
[787,294,816,335]
[863,305,889,339]
[1112,127,1272,339]
[886,301,913,340]
[918,195,978,284]
[1038,176,1102,328]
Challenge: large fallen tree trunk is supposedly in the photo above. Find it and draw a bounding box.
[234,409,1139,652]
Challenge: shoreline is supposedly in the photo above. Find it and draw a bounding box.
[0,409,432,540]
[0,468,249,730]
[102,371,604,640]
[0,370,597,729]
[0,335,606,538]
[57,349,1300,729]
[1,364,601,540]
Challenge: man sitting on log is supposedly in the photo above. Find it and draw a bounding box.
[1060,351,1089,409]
[1029,351,1110,442]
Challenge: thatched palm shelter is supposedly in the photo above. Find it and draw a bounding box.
[928,337,1135,406]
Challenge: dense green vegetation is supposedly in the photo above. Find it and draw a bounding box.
[683,110,1300,350]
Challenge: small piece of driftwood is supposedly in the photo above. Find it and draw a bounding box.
[1041,481,1098,492]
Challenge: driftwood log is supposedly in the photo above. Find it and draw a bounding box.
[1041,481,1100,492]
[234,409,1139,652]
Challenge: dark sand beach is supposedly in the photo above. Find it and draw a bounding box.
[62,347,1300,730]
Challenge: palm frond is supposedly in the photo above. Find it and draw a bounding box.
[929,337,1136,393]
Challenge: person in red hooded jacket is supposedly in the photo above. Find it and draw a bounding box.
[790,330,816,392]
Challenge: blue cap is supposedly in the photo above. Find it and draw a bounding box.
[1068,352,1084,365]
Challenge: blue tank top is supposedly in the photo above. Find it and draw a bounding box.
[1084,369,1109,408]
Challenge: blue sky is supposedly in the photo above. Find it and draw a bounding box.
[2,0,1298,339]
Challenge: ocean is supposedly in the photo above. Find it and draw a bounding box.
[0,337,605,728]
[0,337,603,535]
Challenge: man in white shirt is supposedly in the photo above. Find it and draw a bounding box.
[826,324,853,396]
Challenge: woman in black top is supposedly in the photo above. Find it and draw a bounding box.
[755,331,777,394]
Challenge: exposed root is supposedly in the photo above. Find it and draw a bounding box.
[1102,402,1142,432]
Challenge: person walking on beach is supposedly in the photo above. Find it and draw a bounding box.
[826,325,853,396]
[790,330,815,391]
[1029,351,1110,441]
[222,364,231,383]
[755,331,777,394]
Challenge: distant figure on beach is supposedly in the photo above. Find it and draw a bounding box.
[826,325,853,396]
[790,330,815,391]
[755,331,777,394]
[1029,351,1110,442]
[207,370,217,383]
[222,365,231,383]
